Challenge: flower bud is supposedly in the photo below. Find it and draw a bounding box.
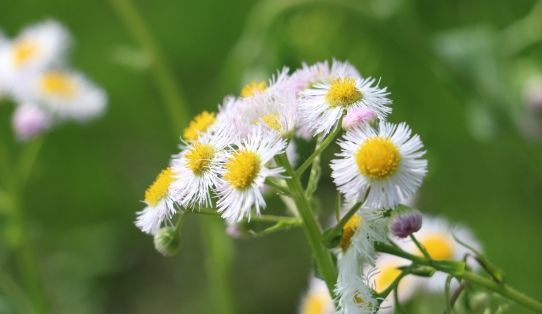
[342,107,376,130]
[226,222,241,238]
[12,104,52,141]
[390,210,422,238]
[153,226,180,256]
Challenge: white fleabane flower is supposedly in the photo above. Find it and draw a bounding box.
[182,110,217,143]
[291,60,361,140]
[239,67,290,99]
[0,20,70,90]
[298,65,391,136]
[364,254,419,313]
[13,69,107,122]
[171,127,233,208]
[335,210,389,314]
[331,122,427,209]
[216,127,287,222]
[136,167,176,235]
[404,215,482,292]
[228,88,298,138]
[299,277,335,314]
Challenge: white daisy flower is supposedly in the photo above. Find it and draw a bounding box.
[0,20,70,91]
[291,60,361,140]
[239,67,290,99]
[335,210,389,314]
[299,277,335,314]
[170,127,233,208]
[216,127,287,222]
[403,215,482,292]
[364,254,419,313]
[136,167,177,235]
[226,88,298,138]
[12,68,107,122]
[298,61,390,137]
[331,122,427,209]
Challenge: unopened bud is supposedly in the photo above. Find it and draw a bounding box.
[12,104,52,141]
[153,227,180,256]
[390,210,422,238]
[342,107,376,130]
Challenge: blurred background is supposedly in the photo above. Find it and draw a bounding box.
[1,0,541,313]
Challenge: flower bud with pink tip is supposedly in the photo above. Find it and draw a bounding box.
[12,103,52,141]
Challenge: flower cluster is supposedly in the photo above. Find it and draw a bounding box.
[136,60,483,313]
[0,20,107,141]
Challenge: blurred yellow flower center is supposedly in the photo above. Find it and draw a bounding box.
[144,167,174,207]
[40,72,76,98]
[301,294,326,314]
[260,113,281,131]
[326,77,362,107]
[356,137,401,180]
[241,80,267,97]
[224,150,261,189]
[185,143,215,175]
[183,111,216,142]
[374,263,401,293]
[420,234,454,260]
[340,215,362,251]
[13,40,39,66]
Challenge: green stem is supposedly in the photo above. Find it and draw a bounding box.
[276,154,337,296]
[296,123,342,176]
[323,201,362,243]
[109,0,190,134]
[410,234,431,261]
[199,218,236,314]
[376,243,542,313]
[193,208,301,224]
[9,138,48,314]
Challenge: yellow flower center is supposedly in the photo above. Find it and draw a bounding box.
[40,71,76,98]
[325,77,363,107]
[144,167,174,207]
[13,40,39,66]
[356,137,401,180]
[301,294,326,314]
[185,143,215,175]
[260,113,281,131]
[183,111,216,142]
[340,215,362,251]
[374,264,401,293]
[241,80,267,97]
[420,234,454,260]
[224,150,261,189]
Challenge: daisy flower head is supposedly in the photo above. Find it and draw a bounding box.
[228,87,298,138]
[406,215,482,292]
[298,63,390,136]
[335,210,389,314]
[13,68,107,122]
[365,254,419,313]
[331,122,427,209]
[171,126,233,208]
[0,20,70,89]
[216,127,287,222]
[299,277,335,314]
[289,60,361,96]
[239,67,290,99]
[136,167,177,235]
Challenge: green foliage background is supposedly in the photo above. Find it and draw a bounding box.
[1,0,541,313]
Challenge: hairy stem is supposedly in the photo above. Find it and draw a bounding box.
[276,154,338,296]
[376,243,542,313]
